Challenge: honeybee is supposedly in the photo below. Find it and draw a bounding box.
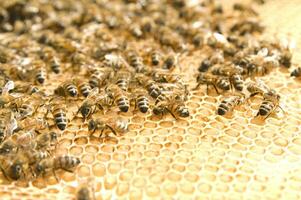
[77,88,113,120]
[23,149,50,166]
[106,85,130,112]
[217,95,245,115]
[76,178,95,200]
[211,64,244,91]
[132,88,150,113]
[163,55,176,70]
[12,83,39,95]
[290,67,301,78]
[216,77,231,91]
[127,50,145,73]
[129,24,143,38]
[194,73,219,94]
[0,137,18,155]
[89,67,113,88]
[115,70,132,91]
[77,81,92,98]
[88,117,128,138]
[0,154,27,180]
[34,155,80,178]
[54,81,78,97]
[257,90,282,118]
[10,94,43,120]
[279,48,292,68]
[153,97,190,119]
[35,66,47,84]
[49,98,68,131]
[230,74,244,91]
[198,58,212,72]
[49,56,61,74]
[150,50,161,66]
[103,53,127,70]
[0,111,17,144]
[34,131,58,151]
[246,80,268,97]
[136,74,162,99]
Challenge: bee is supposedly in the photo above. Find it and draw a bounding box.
[0,136,18,155]
[279,49,292,68]
[77,88,113,120]
[89,67,113,89]
[10,95,43,120]
[230,74,244,91]
[0,155,26,180]
[153,98,190,119]
[246,80,268,97]
[55,81,78,97]
[34,131,58,151]
[194,73,219,94]
[198,58,212,72]
[34,155,80,178]
[127,50,145,73]
[35,66,47,84]
[50,98,68,131]
[211,64,244,91]
[133,88,150,113]
[150,50,161,66]
[12,83,39,95]
[0,79,14,95]
[163,55,176,70]
[216,77,231,91]
[136,74,162,99]
[103,54,127,70]
[217,95,245,115]
[129,24,143,38]
[290,67,301,78]
[76,178,95,200]
[49,56,61,74]
[115,70,132,91]
[23,149,50,166]
[88,117,128,138]
[77,81,92,98]
[0,112,17,144]
[257,90,281,118]
[106,85,130,112]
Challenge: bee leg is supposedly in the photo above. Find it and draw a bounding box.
[106,125,117,136]
[166,108,177,120]
[212,84,219,95]
[52,169,59,182]
[0,166,9,181]
[193,82,201,90]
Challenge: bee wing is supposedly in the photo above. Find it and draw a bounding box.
[2,80,14,95]
[5,115,18,136]
[86,88,99,100]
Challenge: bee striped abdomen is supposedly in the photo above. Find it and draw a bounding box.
[258,101,273,116]
[175,105,189,117]
[53,108,67,130]
[78,83,91,97]
[217,77,230,90]
[36,68,46,84]
[116,79,129,91]
[55,155,80,169]
[65,83,77,97]
[151,51,160,65]
[231,74,243,91]
[147,83,161,99]
[116,95,129,112]
[137,95,149,113]
[217,101,230,115]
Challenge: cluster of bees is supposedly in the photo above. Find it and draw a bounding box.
[0,0,295,199]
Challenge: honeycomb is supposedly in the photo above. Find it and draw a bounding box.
[1,0,301,200]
